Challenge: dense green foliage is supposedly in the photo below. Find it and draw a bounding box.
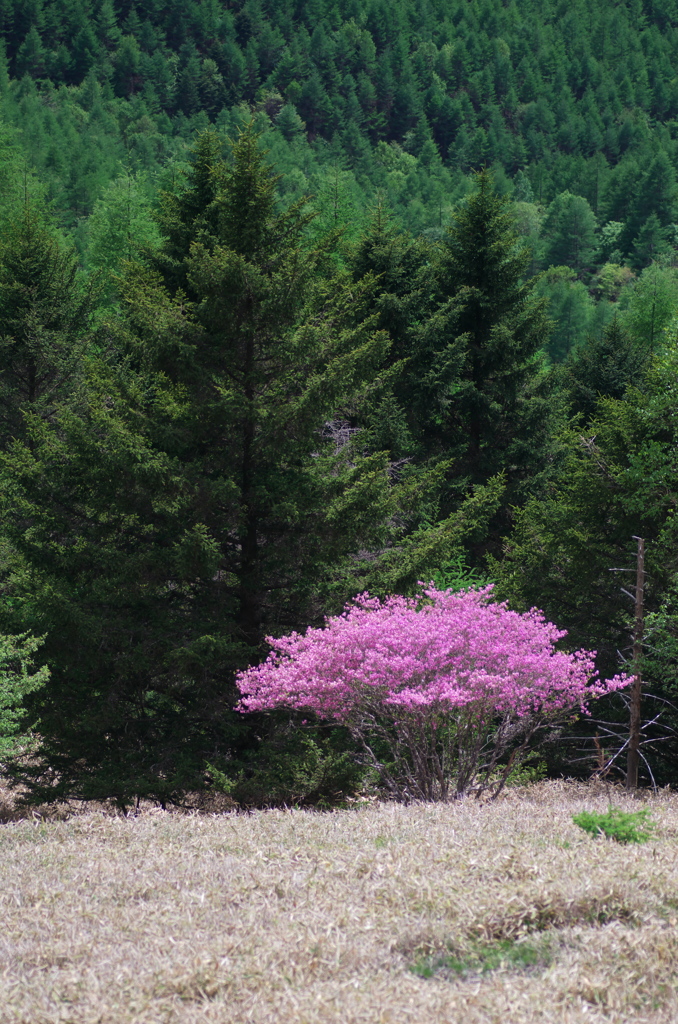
[2,0,678,801]
[0,128,507,806]
[572,806,658,843]
[0,1,678,274]
[0,127,391,804]
[0,632,49,757]
[0,0,677,362]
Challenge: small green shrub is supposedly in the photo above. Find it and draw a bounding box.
[572,805,657,844]
[431,554,489,592]
[505,759,548,787]
[482,757,548,793]
[208,720,365,808]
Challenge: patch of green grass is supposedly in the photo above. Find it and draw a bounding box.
[411,937,554,980]
[572,806,658,844]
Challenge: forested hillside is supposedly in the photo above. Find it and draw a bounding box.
[1,0,678,805]
[1,0,678,352]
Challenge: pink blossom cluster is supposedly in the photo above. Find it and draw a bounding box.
[236,586,628,723]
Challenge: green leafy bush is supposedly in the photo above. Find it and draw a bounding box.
[572,806,657,844]
[505,759,548,787]
[208,722,366,809]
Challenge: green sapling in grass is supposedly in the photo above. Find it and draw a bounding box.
[572,805,657,844]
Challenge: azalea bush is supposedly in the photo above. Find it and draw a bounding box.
[236,587,628,801]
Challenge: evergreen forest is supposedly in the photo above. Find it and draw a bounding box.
[2,0,678,806]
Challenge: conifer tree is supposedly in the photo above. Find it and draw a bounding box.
[0,127,396,805]
[560,316,648,423]
[430,170,555,515]
[85,170,161,301]
[541,192,599,275]
[348,174,554,560]
[0,205,92,445]
[347,200,433,460]
[538,268,595,363]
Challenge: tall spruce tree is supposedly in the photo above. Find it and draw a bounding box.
[0,205,92,446]
[131,125,396,649]
[560,316,648,423]
[0,127,401,806]
[85,170,161,301]
[348,200,435,460]
[429,170,556,529]
[541,192,599,275]
[347,173,556,563]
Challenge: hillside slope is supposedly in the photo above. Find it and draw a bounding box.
[1,0,678,253]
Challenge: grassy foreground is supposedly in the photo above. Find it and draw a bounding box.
[1,782,677,1023]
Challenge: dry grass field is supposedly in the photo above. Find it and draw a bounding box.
[1,781,677,1024]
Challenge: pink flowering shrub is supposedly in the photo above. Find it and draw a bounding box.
[236,586,628,801]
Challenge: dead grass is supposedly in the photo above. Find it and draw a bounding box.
[1,780,677,1023]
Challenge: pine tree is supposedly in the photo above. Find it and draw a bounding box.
[621,151,678,266]
[631,213,672,269]
[348,174,552,568]
[85,170,161,301]
[431,170,555,515]
[0,205,92,446]
[0,121,45,228]
[348,199,434,460]
[0,127,396,805]
[175,51,201,115]
[15,26,46,79]
[541,192,599,275]
[112,35,142,98]
[560,316,648,422]
[537,267,595,363]
[275,102,306,142]
[622,260,678,348]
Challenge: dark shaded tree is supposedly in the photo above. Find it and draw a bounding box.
[0,205,92,445]
[431,171,556,519]
[0,128,396,805]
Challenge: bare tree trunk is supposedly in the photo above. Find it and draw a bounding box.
[238,318,261,651]
[626,537,645,791]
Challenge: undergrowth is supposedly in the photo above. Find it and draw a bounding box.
[572,806,658,844]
